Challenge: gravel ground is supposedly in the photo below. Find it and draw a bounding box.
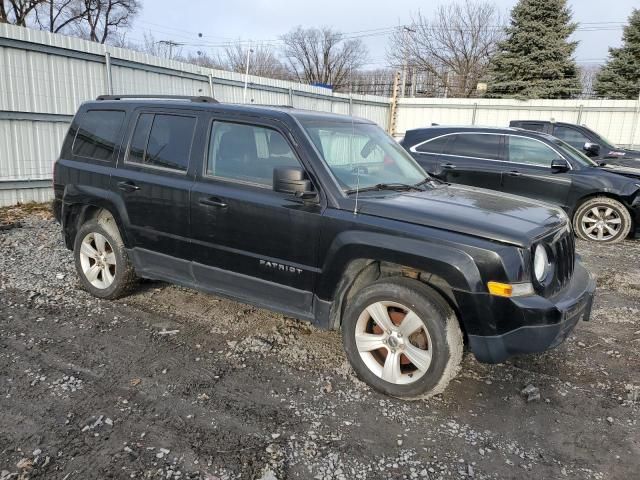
[0,208,639,479]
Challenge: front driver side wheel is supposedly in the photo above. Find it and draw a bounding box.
[573,197,632,244]
[342,277,464,400]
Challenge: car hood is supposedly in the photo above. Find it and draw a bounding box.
[598,158,640,179]
[607,148,640,159]
[356,184,568,247]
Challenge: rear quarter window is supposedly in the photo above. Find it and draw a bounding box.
[415,135,451,154]
[72,109,125,161]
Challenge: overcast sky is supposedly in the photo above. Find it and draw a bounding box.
[129,0,637,68]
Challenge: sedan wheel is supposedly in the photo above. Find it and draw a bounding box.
[580,206,622,241]
[573,197,631,244]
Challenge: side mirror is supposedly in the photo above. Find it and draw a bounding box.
[273,166,316,199]
[550,158,570,173]
[583,142,600,156]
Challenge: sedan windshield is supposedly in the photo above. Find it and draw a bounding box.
[301,120,429,193]
[552,139,598,167]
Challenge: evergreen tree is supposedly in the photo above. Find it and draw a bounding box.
[486,0,580,99]
[594,9,640,99]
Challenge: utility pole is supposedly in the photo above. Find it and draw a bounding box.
[400,26,415,98]
[243,46,254,104]
[158,40,182,59]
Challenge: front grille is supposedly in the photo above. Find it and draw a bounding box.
[541,228,575,297]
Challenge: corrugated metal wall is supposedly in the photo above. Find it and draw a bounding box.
[396,98,640,147]
[0,23,390,206]
[2,23,640,207]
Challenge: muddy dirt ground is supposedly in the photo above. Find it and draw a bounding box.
[0,207,638,479]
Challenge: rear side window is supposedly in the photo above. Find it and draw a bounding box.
[415,135,451,154]
[72,109,125,161]
[520,122,546,132]
[127,113,196,171]
[446,134,502,160]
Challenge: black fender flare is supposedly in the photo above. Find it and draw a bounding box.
[61,184,132,248]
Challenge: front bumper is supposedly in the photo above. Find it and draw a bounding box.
[468,260,596,364]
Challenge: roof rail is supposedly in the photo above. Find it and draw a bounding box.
[96,95,218,103]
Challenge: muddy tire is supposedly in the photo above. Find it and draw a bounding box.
[73,219,137,299]
[342,277,463,400]
[573,197,632,244]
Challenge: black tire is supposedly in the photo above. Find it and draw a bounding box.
[73,220,137,299]
[342,277,463,400]
[573,197,632,244]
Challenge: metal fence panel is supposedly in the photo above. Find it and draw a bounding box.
[2,22,640,207]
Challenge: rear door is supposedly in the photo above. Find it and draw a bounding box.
[189,115,324,318]
[501,135,572,208]
[112,108,203,270]
[437,133,505,190]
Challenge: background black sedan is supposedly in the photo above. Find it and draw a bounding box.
[401,126,640,244]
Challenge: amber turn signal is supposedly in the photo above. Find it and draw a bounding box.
[487,281,534,298]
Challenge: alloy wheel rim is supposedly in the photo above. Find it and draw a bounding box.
[355,301,432,385]
[581,206,622,241]
[79,232,116,289]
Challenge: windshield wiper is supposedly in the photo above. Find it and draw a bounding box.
[345,182,424,195]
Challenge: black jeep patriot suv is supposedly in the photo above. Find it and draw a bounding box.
[53,95,595,399]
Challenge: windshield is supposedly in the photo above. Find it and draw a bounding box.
[301,120,428,193]
[552,139,599,167]
[586,127,618,150]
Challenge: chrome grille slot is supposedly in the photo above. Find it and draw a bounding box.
[548,230,576,295]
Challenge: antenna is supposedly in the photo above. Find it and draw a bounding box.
[352,111,360,215]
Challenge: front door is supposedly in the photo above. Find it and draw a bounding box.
[501,135,572,209]
[189,117,324,318]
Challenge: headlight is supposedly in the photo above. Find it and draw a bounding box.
[533,245,551,283]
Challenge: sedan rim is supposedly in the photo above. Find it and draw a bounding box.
[355,301,432,385]
[581,206,622,241]
[79,232,116,289]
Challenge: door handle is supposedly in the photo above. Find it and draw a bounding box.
[117,181,140,192]
[507,170,521,177]
[199,197,228,208]
[442,163,456,169]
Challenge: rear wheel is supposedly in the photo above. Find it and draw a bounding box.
[342,277,463,399]
[74,219,137,299]
[573,197,631,244]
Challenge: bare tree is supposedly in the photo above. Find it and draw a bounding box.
[579,64,601,98]
[280,26,368,90]
[33,0,85,33]
[216,43,289,80]
[388,1,503,97]
[1,0,44,26]
[77,0,140,44]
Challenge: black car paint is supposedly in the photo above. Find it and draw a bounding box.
[509,120,640,161]
[401,126,640,234]
[54,100,595,364]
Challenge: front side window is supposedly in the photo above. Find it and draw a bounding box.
[72,109,125,161]
[127,113,196,171]
[553,126,590,150]
[508,136,559,167]
[207,121,300,187]
[301,120,427,192]
[446,134,502,160]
